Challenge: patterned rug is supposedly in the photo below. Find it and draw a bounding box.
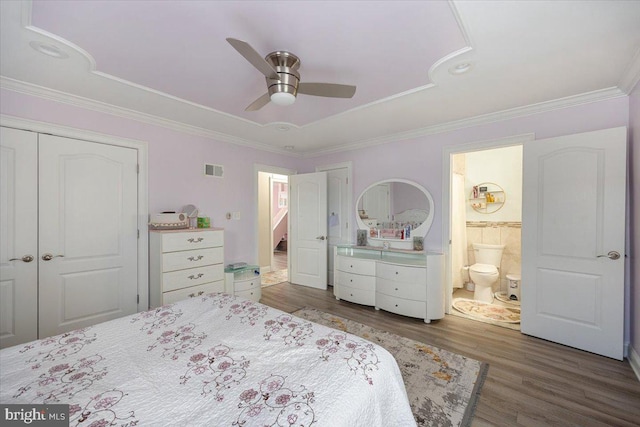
[293,307,488,427]
[261,269,288,287]
[452,298,521,324]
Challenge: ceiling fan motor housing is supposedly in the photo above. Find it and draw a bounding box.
[265,51,301,97]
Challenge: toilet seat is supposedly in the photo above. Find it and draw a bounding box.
[470,263,498,275]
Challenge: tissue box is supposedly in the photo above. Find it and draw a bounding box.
[197,217,210,228]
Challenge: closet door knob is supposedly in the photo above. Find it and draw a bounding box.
[42,253,64,261]
[9,255,34,263]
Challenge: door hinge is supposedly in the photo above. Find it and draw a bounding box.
[136,164,140,174]
[137,229,140,239]
[346,177,348,184]
[346,221,348,229]
[137,294,140,304]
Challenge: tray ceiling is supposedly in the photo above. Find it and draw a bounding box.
[1,1,639,155]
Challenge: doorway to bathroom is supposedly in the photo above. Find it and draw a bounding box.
[448,142,524,330]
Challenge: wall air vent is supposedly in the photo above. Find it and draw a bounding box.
[204,163,224,178]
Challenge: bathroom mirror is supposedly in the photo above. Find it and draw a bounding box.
[469,182,506,214]
[356,179,434,249]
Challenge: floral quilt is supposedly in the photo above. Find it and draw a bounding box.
[0,293,416,426]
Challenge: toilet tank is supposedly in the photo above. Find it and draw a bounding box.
[472,243,505,267]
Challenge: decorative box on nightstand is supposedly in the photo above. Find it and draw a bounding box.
[225,265,261,302]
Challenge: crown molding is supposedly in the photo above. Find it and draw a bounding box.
[1,76,627,159]
[0,76,302,158]
[304,86,626,157]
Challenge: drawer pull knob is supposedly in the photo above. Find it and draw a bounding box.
[188,255,204,261]
[350,293,353,297]
[395,304,398,307]
[350,279,353,282]
[188,273,204,280]
[187,237,204,243]
[395,288,398,291]
[395,271,399,275]
[198,291,204,296]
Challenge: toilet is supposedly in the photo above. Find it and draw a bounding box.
[469,243,505,303]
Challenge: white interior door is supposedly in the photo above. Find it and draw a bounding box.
[38,134,139,338]
[521,127,626,360]
[362,183,390,222]
[289,172,327,289]
[0,127,38,348]
[326,167,350,286]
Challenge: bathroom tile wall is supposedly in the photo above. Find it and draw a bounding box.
[467,221,521,292]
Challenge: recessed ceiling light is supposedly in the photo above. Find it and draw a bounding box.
[284,145,294,150]
[448,62,472,75]
[29,41,68,59]
[276,125,290,132]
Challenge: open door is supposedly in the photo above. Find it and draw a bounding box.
[521,127,626,360]
[289,172,327,289]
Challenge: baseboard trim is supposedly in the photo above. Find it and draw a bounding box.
[629,345,640,382]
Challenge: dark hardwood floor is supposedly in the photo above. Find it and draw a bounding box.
[260,282,640,427]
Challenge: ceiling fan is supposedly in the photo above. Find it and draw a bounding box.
[226,38,357,111]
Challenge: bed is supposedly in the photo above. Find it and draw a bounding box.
[0,293,416,426]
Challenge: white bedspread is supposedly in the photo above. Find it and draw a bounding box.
[0,293,416,426]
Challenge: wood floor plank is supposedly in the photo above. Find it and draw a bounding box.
[259,282,640,426]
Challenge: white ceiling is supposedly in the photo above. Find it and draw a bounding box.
[2,1,639,155]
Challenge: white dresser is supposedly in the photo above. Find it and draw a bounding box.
[149,228,224,308]
[225,265,261,302]
[333,245,444,323]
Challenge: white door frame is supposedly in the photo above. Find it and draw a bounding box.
[441,133,534,313]
[0,115,149,312]
[254,164,296,273]
[316,162,352,286]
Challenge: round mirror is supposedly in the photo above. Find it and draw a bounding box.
[356,179,434,249]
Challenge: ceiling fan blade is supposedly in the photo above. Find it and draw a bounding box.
[245,93,271,111]
[226,38,279,80]
[297,82,356,98]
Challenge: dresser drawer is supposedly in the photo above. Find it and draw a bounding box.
[377,262,426,283]
[335,270,376,291]
[161,247,223,272]
[162,281,224,305]
[236,287,261,302]
[376,278,426,301]
[235,277,261,292]
[163,264,224,292]
[161,230,223,252]
[336,256,376,276]
[376,293,426,319]
[336,285,375,306]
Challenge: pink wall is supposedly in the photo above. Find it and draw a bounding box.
[301,97,630,250]
[629,83,640,360]
[2,87,635,355]
[0,89,299,264]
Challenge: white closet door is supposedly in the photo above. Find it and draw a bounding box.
[0,127,38,348]
[38,134,138,338]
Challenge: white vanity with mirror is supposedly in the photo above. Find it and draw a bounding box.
[334,179,445,323]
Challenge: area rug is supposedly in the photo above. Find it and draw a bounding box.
[453,298,521,324]
[494,291,521,305]
[261,269,288,287]
[293,307,489,427]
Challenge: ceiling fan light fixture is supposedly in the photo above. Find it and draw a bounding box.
[270,92,296,106]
